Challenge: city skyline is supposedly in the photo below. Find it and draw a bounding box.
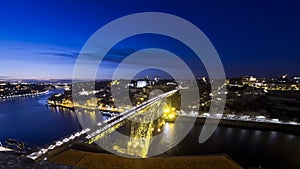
[0,1,299,79]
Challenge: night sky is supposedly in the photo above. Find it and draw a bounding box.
[0,0,299,79]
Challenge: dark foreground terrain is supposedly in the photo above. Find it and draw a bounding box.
[49,149,243,169]
[0,153,79,169]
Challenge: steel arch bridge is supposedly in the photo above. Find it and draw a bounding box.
[27,89,178,160]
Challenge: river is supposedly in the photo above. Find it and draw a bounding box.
[0,89,81,147]
[161,122,300,169]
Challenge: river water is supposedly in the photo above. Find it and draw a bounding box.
[0,89,299,169]
[161,122,300,169]
[0,89,81,147]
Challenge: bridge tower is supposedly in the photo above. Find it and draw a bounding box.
[128,100,167,158]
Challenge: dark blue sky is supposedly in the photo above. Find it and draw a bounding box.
[0,0,299,79]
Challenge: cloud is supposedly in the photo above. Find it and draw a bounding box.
[35,51,79,59]
[0,41,77,79]
[0,40,197,80]
[0,76,12,79]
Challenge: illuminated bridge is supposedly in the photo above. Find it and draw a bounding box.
[27,89,179,160]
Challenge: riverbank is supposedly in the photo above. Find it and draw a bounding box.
[47,103,123,113]
[177,116,300,134]
[48,101,300,135]
[0,90,49,101]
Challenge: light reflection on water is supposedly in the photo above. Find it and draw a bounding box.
[161,123,175,146]
[161,122,299,169]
